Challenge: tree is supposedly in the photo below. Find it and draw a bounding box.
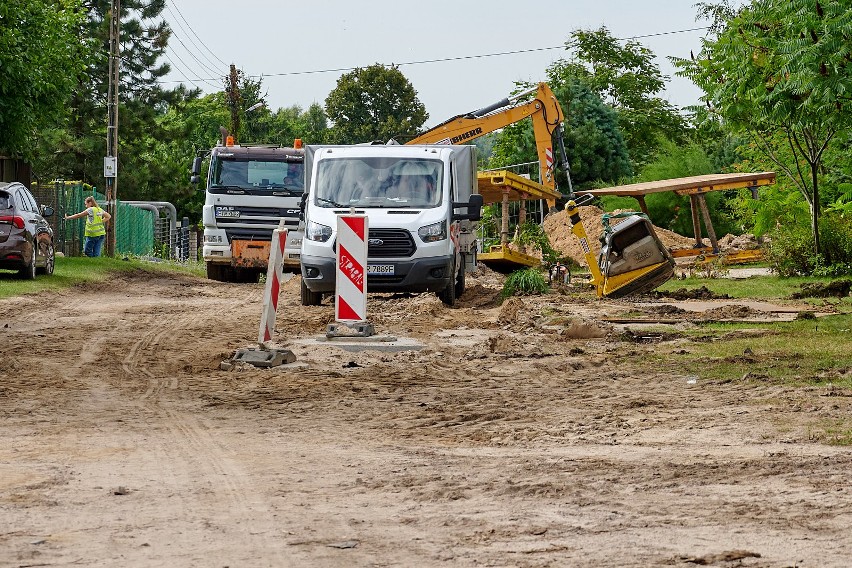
[556,27,688,168]
[325,64,427,144]
[676,0,852,256]
[0,0,89,158]
[39,0,184,191]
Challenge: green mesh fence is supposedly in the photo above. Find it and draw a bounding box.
[32,181,156,257]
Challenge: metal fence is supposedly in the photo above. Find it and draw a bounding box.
[31,181,187,258]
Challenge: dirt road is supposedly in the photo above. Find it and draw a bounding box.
[1,268,850,567]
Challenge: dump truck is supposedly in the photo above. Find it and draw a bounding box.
[191,137,305,282]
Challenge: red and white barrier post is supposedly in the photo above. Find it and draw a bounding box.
[258,221,288,344]
[327,213,374,337]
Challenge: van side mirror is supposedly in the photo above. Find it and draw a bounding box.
[452,194,483,221]
[41,205,55,217]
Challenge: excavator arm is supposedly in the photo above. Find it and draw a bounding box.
[407,83,572,196]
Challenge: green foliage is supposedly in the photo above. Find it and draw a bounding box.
[325,65,427,144]
[818,213,852,268]
[0,0,89,157]
[559,27,688,167]
[502,268,549,298]
[490,76,631,190]
[766,223,818,276]
[598,139,738,237]
[766,212,852,276]
[514,222,563,266]
[675,0,852,256]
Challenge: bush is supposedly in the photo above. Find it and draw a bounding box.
[767,212,852,276]
[502,268,548,298]
[819,213,852,267]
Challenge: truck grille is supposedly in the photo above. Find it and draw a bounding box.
[368,229,416,258]
[216,206,300,243]
[225,227,273,242]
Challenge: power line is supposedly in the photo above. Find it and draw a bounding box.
[158,25,710,85]
[164,49,221,89]
[168,26,226,79]
[164,5,226,75]
[167,2,228,67]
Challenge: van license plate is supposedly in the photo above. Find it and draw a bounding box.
[367,264,394,275]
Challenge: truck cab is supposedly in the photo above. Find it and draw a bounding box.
[299,144,482,306]
[194,142,305,282]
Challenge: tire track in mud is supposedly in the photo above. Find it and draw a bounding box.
[114,286,285,558]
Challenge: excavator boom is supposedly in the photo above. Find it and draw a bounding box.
[407,83,570,195]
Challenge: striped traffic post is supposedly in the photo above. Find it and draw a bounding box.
[334,214,368,323]
[258,221,288,344]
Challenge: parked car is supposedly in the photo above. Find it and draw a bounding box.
[0,182,55,279]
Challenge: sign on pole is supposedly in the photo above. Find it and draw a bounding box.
[258,222,288,344]
[335,214,368,323]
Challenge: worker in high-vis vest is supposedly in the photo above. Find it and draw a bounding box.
[65,196,112,257]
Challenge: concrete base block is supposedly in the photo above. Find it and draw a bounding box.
[232,347,296,368]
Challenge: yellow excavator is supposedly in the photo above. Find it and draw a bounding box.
[407,83,674,298]
[407,82,572,197]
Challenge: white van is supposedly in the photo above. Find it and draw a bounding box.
[299,144,482,306]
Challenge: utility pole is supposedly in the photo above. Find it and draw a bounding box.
[105,0,121,256]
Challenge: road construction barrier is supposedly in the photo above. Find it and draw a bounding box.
[258,222,288,344]
[335,214,368,323]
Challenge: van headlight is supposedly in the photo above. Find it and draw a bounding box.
[418,220,447,243]
[306,220,332,242]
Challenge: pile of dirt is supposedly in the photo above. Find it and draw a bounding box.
[543,207,694,267]
[790,279,852,299]
[717,233,764,252]
[700,304,769,320]
[651,285,731,300]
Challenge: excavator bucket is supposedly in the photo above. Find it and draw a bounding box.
[597,215,675,298]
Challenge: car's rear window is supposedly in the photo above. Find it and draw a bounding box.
[0,191,11,211]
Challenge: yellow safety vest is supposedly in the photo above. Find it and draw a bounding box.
[85,206,107,237]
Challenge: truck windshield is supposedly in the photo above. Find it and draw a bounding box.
[209,157,304,196]
[315,158,443,208]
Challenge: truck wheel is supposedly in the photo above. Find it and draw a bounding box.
[301,279,323,306]
[234,268,260,283]
[206,262,227,281]
[437,259,457,307]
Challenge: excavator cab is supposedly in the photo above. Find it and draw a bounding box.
[566,198,675,299]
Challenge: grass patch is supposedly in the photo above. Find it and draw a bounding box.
[0,256,205,299]
[641,314,852,386]
[809,419,852,446]
[659,273,852,301]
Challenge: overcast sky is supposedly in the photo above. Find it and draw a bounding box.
[160,1,727,128]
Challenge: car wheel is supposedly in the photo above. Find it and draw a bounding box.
[37,242,55,275]
[19,248,37,280]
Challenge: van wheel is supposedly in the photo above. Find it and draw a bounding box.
[437,259,457,307]
[301,279,323,306]
[455,253,466,298]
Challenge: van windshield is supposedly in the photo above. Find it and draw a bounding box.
[314,158,442,208]
[209,157,304,196]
